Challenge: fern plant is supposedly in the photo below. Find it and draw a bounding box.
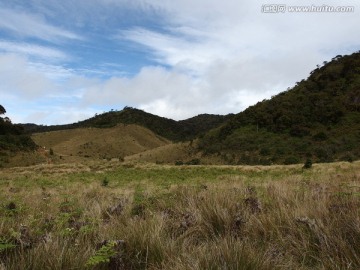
[0,239,16,253]
[86,241,118,267]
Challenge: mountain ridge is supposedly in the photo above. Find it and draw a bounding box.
[22,107,233,142]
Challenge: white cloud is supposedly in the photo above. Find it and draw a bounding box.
[0,54,52,98]
[0,53,80,100]
[0,7,82,42]
[8,102,97,125]
[0,40,70,61]
[23,106,98,125]
[119,27,217,76]
[121,0,360,75]
[82,66,192,105]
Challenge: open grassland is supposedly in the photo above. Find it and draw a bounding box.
[0,161,359,269]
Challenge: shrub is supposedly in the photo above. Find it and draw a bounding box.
[303,158,312,169]
[0,240,16,253]
[186,158,200,165]
[101,177,109,187]
[284,156,300,165]
[260,147,271,156]
[340,154,354,163]
[312,131,328,141]
[175,160,184,166]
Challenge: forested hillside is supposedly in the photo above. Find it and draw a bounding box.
[199,52,360,164]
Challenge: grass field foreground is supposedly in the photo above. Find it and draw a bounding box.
[0,161,359,269]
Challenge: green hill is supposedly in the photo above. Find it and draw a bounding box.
[23,107,231,142]
[198,51,360,164]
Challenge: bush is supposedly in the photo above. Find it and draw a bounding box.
[312,131,328,141]
[303,158,312,169]
[340,154,354,163]
[101,177,109,187]
[175,160,184,166]
[284,156,300,165]
[186,159,200,165]
[260,147,270,156]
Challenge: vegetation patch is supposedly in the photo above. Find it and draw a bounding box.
[0,161,359,269]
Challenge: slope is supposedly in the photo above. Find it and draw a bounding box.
[31,124,170,162]
[198,51,360,164]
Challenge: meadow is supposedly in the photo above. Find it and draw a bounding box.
[0,161,359,269]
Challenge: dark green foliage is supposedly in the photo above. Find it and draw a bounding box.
[199,52,360,164]
[130,203,146,217]
[175,160,184,166]
[179,113,234,140]
[260,147,271,156]
[0,105,5,115]
[284,156,300,165]
[101,177,109,187]
[86,241,118,267]
[0,105,37,152]
[312,131,328,141]
[303,158,313,169]
[341,154,354,163]
[186,158,201,165]
[0,240,16,253]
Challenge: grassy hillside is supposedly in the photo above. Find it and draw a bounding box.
[199,52,360,165]
[125,141,204,165]
[23,107,231,142]
[0,161,359,269]
[31,124,170,162]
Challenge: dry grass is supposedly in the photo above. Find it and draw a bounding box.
[0,161,359,269]
[125,142,200,164]
[31,124,169,162]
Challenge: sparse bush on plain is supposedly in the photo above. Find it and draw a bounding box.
[175,160,183,166]
[101,177,109,187]
[303,158,312,169]
[284,156,300,165]
[186,158,200,165]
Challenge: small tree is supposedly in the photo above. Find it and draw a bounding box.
[101,177,109,187]
[303,158,312,169]
[0,105,6,115]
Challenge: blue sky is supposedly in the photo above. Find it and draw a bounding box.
[0,0,359,125]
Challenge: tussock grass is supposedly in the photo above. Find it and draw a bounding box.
[0,161,359,269]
